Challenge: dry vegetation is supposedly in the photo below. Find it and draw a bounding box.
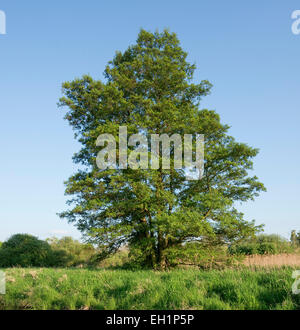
[243,253,300,268]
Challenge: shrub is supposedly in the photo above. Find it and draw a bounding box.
[0,234,55,267]
[46,236,96,267]
[165,242,237,270]
[95,248,131,269]
[229,234,294,255]
[230,243,258,255]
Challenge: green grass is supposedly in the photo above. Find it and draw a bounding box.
[1,267,300,310]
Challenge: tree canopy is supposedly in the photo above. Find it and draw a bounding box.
[0,234,54,267]
[59,29,266,269]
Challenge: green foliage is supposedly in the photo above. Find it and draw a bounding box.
[164,242,236,270]
[1,268,299,310]
[46,236,97,267]
[0,234,54,267]
[0,234,97,268]
[59,29,266,269]
[96,248,131,269]
[290,230,300,246]
[230,234,294,255]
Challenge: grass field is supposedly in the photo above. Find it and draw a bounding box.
[1,267,300,310]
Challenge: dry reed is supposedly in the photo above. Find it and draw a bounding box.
[243,253,300,268]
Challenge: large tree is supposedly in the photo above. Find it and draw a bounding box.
[59,29,266,269]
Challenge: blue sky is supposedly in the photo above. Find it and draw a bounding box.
[0,1,299,241]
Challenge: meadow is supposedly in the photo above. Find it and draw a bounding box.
[1,267,300,310]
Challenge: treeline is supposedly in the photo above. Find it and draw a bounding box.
[0,234,97,268]
[229,234,298,256]
[0,232,299,269]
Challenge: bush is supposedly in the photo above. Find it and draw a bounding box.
[0,234,98,268]
[95,248,131,269]
[230,243,258,255]
[229,234,294,255]
[257,242,276,254]
[0,234,55,267]
[165,242,237,270]
[46,236,96,267]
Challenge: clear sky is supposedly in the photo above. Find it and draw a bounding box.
[0,1,299,241]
